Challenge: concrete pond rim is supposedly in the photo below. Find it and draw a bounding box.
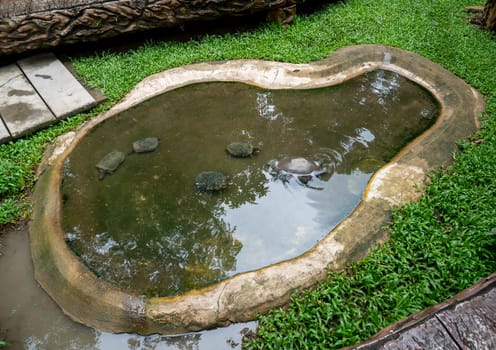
[30,44,485,335]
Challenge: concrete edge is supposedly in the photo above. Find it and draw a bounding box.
[29,44,485,334]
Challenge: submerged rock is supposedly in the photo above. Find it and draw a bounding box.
[226,141,259,158]
[195,171,229,192]
[96,150,125,180]
[132,137,159,153]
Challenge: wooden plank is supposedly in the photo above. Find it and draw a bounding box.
[345,273,496,350]
[0,64,56,138]
[437,287,496,350]
[17,53,97,119]
[379,317,460,350]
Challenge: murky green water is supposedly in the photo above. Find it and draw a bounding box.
[62,70,439,296]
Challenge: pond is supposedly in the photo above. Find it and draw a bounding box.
[61,70,438,297]
[29,45,483,334]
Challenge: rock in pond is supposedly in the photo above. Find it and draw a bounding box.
[226,141,259,158]
[195,171,229,192]
[96,150,125,180]
[132,137,159,153]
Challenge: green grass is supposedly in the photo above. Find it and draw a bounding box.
[1,0,495,347]
[0,115,89,225]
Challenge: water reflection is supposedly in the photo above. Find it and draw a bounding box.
[66,195,243,296]
[94,322,256,350]
[354,70,401,109]
[62,70,438,297]
[256,92,283,121]
[0,228,256,349]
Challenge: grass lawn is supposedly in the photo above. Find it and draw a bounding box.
[1,0,495,348]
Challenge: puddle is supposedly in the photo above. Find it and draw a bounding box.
[0,226,256,350]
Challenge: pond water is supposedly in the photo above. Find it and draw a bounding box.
[0,227,256,350]
[61,70,439,297]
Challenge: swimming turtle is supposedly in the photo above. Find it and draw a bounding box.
[195,171,229,192]
[226,141,260,158]
[96,150,125,180]
[268,157,327,185]
[132,137,160,153]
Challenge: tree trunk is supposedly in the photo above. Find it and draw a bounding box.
[483,0,496,31]
[0,0,298,57]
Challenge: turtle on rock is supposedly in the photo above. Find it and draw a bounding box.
[226,141,261,158]
[96,150,126,180]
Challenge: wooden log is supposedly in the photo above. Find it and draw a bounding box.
[483,0,496,31]
[0,0,298,56]
[465,5,485,13]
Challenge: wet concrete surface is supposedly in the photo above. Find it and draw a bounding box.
[0,224,257,350]
[0,64,55,141]
[18,53,97,119]
[0,53,98,144]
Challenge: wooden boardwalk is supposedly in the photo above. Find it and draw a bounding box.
[0,53,101,144]
[344,272,496,350]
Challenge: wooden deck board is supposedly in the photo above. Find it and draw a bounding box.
[380,317,460,350]
[0,63,56,138]
[344,273,496,350]
[0,53,101,143]
[17,53,97,119]
[437,287,496,350]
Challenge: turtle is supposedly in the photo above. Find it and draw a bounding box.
[195,171,229,192]
[96,150,126,180]
[268,157,328,185]
[132,137,160,153]
[226,141,260,158]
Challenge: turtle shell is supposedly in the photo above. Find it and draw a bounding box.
[195,171,229,192]
[96,150,125,179]
[226,142,254,158]
[132,137,159,153]
[272,157,320,175]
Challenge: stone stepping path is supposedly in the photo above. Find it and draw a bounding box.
[0,53,99,144]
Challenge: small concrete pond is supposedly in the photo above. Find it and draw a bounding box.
[29,45,484,336]
[62,70,437,297]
